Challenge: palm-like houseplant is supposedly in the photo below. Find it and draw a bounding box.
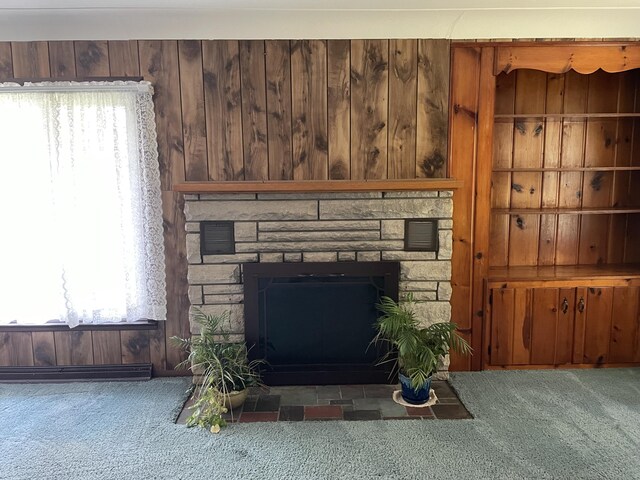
[374,294,471,404]
[172,309,262,431]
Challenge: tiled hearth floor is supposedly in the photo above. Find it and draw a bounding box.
[176,381,472,424]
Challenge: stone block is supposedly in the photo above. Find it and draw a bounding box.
[401,261,451,281]
[259,220,380,232]
[400,281,438,292]
[185,222,200,233]
[439,190,453,197]
[203,284,244,295]
[381,220,404,240]
[202,253,259,264]
[187,264,240,285]
[186,233,201,264]
[382,191,438,198]
[438,229,453,260]
[284,253,302,262]
[236,240,403,253]
[411,291,437,301]
[183,194,199,200]
[259,230,380,242]
[204,294,244,305]
[303,252,338,262]
[189,304,244,335]
[199,193,256,200]
[234,222,258,242]
[356,251,381,262]
[260,253,283,263]
[188,286,203,305]
[185,200,318,221]
[338,252,356,262]
[411,301,451,326]
[439,219,453,229]
[382,251,437,261]
[319,198,452,220]
[438,282,452,301]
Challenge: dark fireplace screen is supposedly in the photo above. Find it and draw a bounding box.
[243,262,400,385]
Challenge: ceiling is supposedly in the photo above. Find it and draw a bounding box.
[0,1,639,40]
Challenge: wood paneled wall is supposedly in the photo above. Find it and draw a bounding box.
[0,39,451,375]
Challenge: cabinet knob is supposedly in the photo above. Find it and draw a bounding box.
[578,297,585,313]
[561,297,569,314]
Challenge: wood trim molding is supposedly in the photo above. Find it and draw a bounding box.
[494,44,640,74]
[173,179,463,193]
[0,321,159,333]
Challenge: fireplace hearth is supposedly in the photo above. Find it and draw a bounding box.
[244,262,399,385]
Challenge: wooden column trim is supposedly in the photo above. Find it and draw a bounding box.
[173,179,463,193]
[472,47,496,371]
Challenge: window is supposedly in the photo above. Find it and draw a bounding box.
[0,81,166,327]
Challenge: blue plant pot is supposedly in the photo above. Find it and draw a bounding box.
[398,372,432,405]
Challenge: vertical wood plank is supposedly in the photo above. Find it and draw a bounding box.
[0,42,13,78]
[7,333,34,366]
[121,330,151,364]
[108,41,140,76]
[92,330,123,364]
[71,331,94,366]
[388,39,417,179]
[202,40,244,181]
[449,46,480,371]
[54,332,72,365]
[150,321,168,373]
[556,214,581,265]
[161,191,190,370]
[511,288,532,365]
[0,333,11,366]
[178,40,209,181]
[572,287,587,364]
[490,288,514,366]
[31,332,56,366]
[48,41,76,78]
[609,287,640,363]
[350,39,388,180]
[508,214,540,266]
[578,214,610,265]
[11,42,50,77]
[239,40,269,181]
[139,40,185,189]
[265,40,293,181]
[582,287,613,364]
[556,288,576,365]
[416,39,450,178]
[327,40,351,180]
[74,41,109,77]
[530,288,559,365]
[291,40,328,180]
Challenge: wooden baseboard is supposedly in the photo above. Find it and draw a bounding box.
[0,364,152,382]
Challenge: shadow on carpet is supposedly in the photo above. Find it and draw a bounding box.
[1,369,639,480]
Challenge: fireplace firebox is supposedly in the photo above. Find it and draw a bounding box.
[244,262,400,385]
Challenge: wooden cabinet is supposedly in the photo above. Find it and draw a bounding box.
[486,270,640,367]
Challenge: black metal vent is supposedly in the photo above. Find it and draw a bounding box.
[200,221,235,255]
[405,219,438,252]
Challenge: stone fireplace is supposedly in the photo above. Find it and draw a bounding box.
[183,190,453,382]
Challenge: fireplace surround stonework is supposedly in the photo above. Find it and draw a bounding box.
[183,190,454,378]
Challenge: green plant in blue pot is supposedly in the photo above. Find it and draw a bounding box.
[374,294,471,404]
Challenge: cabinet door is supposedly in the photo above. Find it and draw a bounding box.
[579,287,614,364]
[489,287,532,366]
[609,287,640,363]
[530,288,575,365]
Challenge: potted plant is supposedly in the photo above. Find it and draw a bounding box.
[172,309,262,431]
[373,294,471,405]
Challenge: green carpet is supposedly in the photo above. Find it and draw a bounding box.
[1,369,639,479]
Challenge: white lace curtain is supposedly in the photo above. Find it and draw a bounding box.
[0,81,166,327]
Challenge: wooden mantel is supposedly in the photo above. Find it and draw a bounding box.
[173,179,463,193]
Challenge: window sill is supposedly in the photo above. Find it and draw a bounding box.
[0,321,159,332]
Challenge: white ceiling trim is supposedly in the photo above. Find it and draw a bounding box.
[0,7,639,41]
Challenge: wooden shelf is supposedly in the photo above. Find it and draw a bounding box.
[494,113,640,120]
[493,167,640,173]
[487,264,640,285]
[172,179,463,193]
[492,207,640,215]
